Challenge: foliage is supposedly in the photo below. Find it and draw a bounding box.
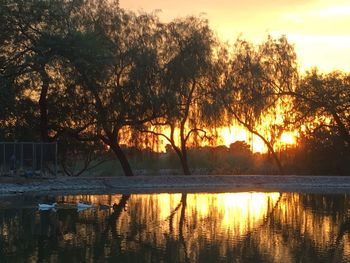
[0,0,348,176]
[219,36,299,173]
[139,17,221,175]
[294,70,350,149]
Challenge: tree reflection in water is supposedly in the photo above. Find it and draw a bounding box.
[0,192,349,262]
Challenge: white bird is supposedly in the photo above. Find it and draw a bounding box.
[77,202,94,210]
[38,203,57,210]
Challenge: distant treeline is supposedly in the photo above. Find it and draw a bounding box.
[0,0,349,176]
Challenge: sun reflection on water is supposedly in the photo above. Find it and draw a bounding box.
[63,192,281,239]
[185,192,281,235]
[38,192,350,262]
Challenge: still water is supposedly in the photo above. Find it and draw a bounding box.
[0,192,350,262]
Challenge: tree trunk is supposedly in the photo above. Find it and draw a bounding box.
[180,125,191,175]
[331,111,350,148]
[251,129,284,174]
[108,194,130,239]
[268,146,284,175]
[174,149,191,175]
[111,194,130,218]
[179,193,189,263]
[180,154,191,175]
[110,143,134,177]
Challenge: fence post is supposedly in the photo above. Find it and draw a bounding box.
[13,142,16,174]
[0,142,58,177]
[20,143,23,172]
[40,143,43,176]
[32,143,35,172]
[55,142,58,177]
[2,144,5,175]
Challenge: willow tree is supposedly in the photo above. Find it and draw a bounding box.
[0,0,84,141]
[221,36,298,173]
[1,0,162,176]
[293,70,350,150]
[55,8,163,177]
[0,0,42,140]
[0,0,119,142]
[0,1,115,175]
[140,17,221,175]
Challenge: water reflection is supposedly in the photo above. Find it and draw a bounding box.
[0,192,349,262]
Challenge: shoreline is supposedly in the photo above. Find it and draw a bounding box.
[1,174,350,196]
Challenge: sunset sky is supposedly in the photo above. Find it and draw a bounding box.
[120,0,350,73]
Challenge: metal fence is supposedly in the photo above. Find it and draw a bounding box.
[0,142,57,177]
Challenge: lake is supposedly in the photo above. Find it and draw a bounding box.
[0,192,349,262]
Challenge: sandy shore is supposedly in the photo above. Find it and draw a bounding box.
[1,175,350,196]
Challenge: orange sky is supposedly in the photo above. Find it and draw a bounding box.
[120,0,350,73]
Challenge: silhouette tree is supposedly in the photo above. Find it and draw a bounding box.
[281,70,350,173]
[293,70,350,149]
[140,17,220,175]
[57,9,162,176]
[220,36,298,173]
[0,0,163,176]
[0,0,86,141]
[2,0,349,176]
